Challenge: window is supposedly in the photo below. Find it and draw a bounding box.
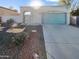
[24,12,31,15]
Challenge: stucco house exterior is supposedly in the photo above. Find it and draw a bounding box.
[0,6,19,16]
[0,6,22,23]
[20,6,70,25]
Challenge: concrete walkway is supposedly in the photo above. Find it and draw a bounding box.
[43,25,79,59]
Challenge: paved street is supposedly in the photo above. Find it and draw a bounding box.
[43,25,79,59]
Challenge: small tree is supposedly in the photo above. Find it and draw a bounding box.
[0,17,2,23]
[0,17,2,27]
[59,0,71,6]
[71,8,79,16]
[6,18,15,27]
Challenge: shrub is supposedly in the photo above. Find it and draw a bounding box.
[6,18,15,27]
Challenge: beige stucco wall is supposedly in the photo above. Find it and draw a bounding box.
[20,6,69,25]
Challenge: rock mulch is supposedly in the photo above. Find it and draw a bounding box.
[18,25,47,59]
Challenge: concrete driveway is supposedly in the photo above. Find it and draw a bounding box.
[43,25,79,59]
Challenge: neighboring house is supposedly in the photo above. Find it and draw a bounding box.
[0,6,19,16]
[0,6,22,23]
[20,6,70,25]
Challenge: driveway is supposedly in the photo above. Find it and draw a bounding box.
[43,25,79,59]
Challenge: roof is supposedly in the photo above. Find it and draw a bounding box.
[0,6,18,12]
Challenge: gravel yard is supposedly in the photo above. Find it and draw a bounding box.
[0,25,47,59]
[18,25,47,59]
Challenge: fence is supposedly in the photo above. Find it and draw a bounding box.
[1,16,22,23]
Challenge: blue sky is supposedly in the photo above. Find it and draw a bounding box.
[0,0,59,11]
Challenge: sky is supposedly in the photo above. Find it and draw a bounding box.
[0,0,59,11]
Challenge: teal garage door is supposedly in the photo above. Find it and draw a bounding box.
[42,13,66,24]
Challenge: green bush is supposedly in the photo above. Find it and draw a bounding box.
[11,32,27,46]
[6,18,15,27]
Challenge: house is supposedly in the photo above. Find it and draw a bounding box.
[0,6,19,16]
[20,6,70,25]
[0,6,22,23]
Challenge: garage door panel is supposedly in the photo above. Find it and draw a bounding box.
[43,13,66,24]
